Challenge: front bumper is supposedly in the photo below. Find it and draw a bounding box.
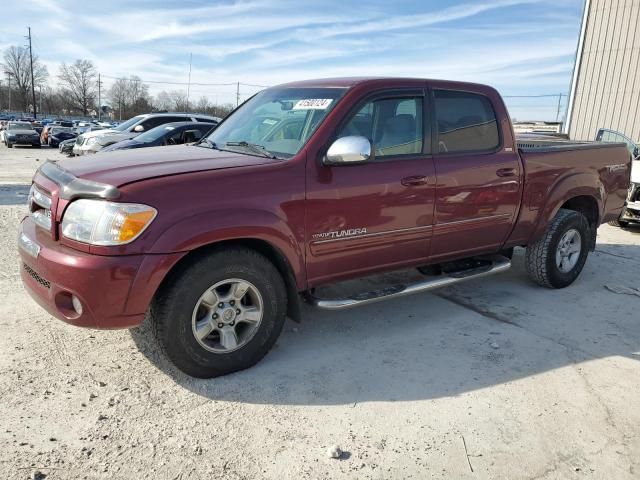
[621,183,640,223]
[18,217,180,329]
[7,137,40,146]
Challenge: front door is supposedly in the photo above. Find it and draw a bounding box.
[305,90,436,286]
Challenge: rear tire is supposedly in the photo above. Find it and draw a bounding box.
[150,248,287,378]
[608,217,628,228]
[6,143,12,148]
[525,209,590,289]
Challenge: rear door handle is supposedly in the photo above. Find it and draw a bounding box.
[401,175,428,186]
[496,168,516,177]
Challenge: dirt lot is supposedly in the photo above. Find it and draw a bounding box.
[1,144,639,479]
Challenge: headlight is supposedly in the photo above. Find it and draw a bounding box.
[62,199,157,245]
[86,137,97,146]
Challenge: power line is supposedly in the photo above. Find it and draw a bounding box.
[101,74,236,87]
[503,93,566,98]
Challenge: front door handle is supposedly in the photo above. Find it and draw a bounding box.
[401,175,428,186]
[496,168,516,177]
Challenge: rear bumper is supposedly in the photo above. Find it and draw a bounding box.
[18,217,181,329]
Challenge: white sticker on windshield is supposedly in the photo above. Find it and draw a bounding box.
[292,99,333,110]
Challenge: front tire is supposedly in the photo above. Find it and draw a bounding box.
[6,142,12,148]
[150,248,287,378]
[525,209,590,288]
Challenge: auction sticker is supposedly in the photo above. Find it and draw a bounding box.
[293,99,333,110]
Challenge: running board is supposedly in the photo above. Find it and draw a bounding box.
[306,256,511,310]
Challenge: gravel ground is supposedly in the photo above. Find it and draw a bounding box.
[1,145,639,479]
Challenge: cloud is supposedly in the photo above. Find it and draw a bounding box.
[0,0,583,120]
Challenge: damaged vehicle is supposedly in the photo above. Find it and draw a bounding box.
[19,78,631,378]
[596,128,639,226]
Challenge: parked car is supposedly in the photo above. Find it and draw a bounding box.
[19,77,631,378]
[47,126,77,147]
[596,128,640,226]
[58,138,76,156]
[3,121,40,148]
[72,113,220,155]
[101,122,215,152]
[75,125,106,136]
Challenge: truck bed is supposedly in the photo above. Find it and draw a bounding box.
[517,137,627,153]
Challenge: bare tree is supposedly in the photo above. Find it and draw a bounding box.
[154,90,172,111]
[108,78,128,120]
[195,96,210,113]
[1,46,48,112]
[125,76,151,114]
[169,90,189,111]
[58,59,97,116]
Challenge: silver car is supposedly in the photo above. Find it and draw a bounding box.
[72,113,220,155]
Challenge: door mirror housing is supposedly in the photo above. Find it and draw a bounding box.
[324,136,373,166]
[133,125,144,132]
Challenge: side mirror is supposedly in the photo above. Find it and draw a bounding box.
[133,125,144,132]
[324,136,372,166]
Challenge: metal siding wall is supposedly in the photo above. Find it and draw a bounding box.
[568,0,640,142]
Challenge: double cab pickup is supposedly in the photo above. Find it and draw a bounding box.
[19,78,631,377]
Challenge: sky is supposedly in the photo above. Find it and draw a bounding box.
[2,0,584,121]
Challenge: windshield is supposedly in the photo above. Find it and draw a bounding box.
[9,122,33,130]
[205,87,347,158]
[51,127,74,134]
[136,124,178,143]
[113,115,144,132]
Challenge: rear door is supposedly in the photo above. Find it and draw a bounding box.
[305,88,436,285]
[430,88,521,261]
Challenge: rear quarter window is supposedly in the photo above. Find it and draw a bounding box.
[434,90,499,154]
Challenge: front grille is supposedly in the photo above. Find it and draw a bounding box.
[23,263,51,289]
[28,185,53,232]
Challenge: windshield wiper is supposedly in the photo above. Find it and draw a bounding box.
[196,138,220,150]
[224,141,277,159]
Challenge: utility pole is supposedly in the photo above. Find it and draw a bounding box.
[26,27,37,119]
[39,85,42,116]
[555,93,563,122]
[236,82,240,107]
[97,73,102,121]
[186,53,192,113]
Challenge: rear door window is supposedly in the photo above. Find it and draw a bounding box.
[434,90,499,153]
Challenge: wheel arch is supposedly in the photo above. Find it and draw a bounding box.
[154,238,303,322]
[531,172,603,249]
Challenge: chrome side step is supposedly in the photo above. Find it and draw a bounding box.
[306,256,511,310]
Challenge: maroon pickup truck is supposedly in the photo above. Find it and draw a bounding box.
[18,78,631,378]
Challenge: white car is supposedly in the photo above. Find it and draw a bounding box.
[72,113,220,155]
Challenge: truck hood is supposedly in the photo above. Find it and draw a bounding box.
[56,145,282,187]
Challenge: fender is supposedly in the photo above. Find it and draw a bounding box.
[530,171,603,243]
[148,207,306,290]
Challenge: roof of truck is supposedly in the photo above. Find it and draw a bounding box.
[276,77,496,93]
